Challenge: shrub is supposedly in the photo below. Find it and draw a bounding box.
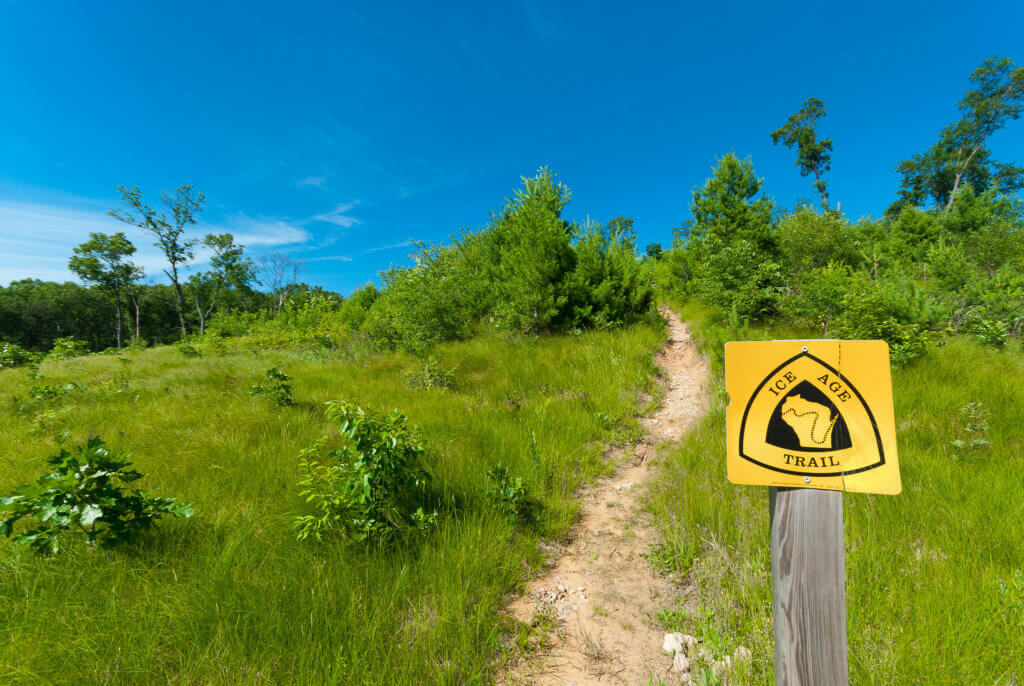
[126,337,148,353]
[972,319,1010,349]
[781,263,854,335]
[0,437,193,554]
[688,238,783,321]
[177,343,201,358]
[47,337,89,360]
[831,283,934,366]
[0,342,35,370]
[483,463,535,522]
[293,401,435,544]
[405,356,455,390]
[778,208,863,272]
[249,368,294,407]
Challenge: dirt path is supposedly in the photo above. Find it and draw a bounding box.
[504,308,710,685]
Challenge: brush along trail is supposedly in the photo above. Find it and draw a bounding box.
[505,308,710,684]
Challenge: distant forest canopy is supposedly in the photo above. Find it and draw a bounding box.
[1,55,1022,358]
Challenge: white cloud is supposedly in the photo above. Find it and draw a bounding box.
[304,254,353,262]
[297,175,327,188]
[362,240,413,254]
[310,201,362,228]
[0,199,311,286]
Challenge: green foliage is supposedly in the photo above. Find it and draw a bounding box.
[488,169,578,334]
[24,380,83,403]
[777,208,862,272]
[891,56,1024,213]
[176,342,201,358]
[405,356,455,390]
[0,437,192,554]
[356,169,652,350]
[770,97,833,209]
[0,341,36,370]
[47,336,90,360]
[293,401,436,544]
[948,401,991,454]
[567,218,654,329]
[831,283,934,366]
[249,367,295,407]
[688,238,783,321]
[781,263,854,334]
[971,318,1010,348]
[126,337,149,353]
[688,153,776,253]
[483,463,534,522]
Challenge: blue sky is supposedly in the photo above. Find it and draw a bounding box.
[2,1,1022,294]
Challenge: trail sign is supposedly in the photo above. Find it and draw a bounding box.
[726,340,900,495]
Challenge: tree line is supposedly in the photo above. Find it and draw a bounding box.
[1,185,324,352]
[650,55,1024,362]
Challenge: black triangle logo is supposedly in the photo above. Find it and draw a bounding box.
[764,380,852,452]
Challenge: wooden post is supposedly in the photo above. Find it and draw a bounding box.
[769,486,848,686]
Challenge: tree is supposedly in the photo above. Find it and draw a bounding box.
[892,57,1024,213]
[770,97,833,210]
[188,233,255,333]
[645,242,663,259]
[109,185,204,336]
[688,153,776,253]
[68,232,143,348]
[257,252,305,314]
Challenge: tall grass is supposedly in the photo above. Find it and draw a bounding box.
[0,321,664,683]
[646,302,1024,683]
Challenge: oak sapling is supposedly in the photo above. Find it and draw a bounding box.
[0,437,193,554]
[293,401,436,544]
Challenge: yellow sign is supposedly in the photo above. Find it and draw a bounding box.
[725,340,900,494]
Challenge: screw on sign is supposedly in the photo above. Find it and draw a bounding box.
[725,340,901,686]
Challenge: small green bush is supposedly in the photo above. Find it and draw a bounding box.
[971,319,1010,349]
[177,343,201,358]
[483,463,535,522]
[0,342,36,370]
[126,337,149,353]
[47,337,90,360]
[0,437,193,554]
[405,356,455,390]
[293,401,436,544]
[249,368,294,407]
[949,402,991,455]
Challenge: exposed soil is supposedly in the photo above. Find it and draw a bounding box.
[504,308,711,685]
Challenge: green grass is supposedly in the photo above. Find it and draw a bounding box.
[0,321,664,684]
[645,302,1024,683]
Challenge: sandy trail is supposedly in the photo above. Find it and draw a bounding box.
[504,308,711,685]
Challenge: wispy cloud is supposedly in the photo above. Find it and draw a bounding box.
[310,201,362,228]
[297,175,327,188]
[0,199,310,286]
[304,254,353,262]
[362,240,413,254]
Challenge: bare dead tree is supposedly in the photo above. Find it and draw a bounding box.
[258,252,305,313]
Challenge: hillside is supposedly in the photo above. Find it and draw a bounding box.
[0,321,664,683]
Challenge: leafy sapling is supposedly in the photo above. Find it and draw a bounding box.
[293,401,436,544]
[484,463,536,523]
[250,367,295,407]
[949,401,991,455]
[0,437,193,554]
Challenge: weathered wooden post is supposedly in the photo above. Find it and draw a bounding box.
[725,340,900,686]
[769,487,847,685]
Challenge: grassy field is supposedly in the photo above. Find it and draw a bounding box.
[0,321,664,683]
[646,303,1024,683]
